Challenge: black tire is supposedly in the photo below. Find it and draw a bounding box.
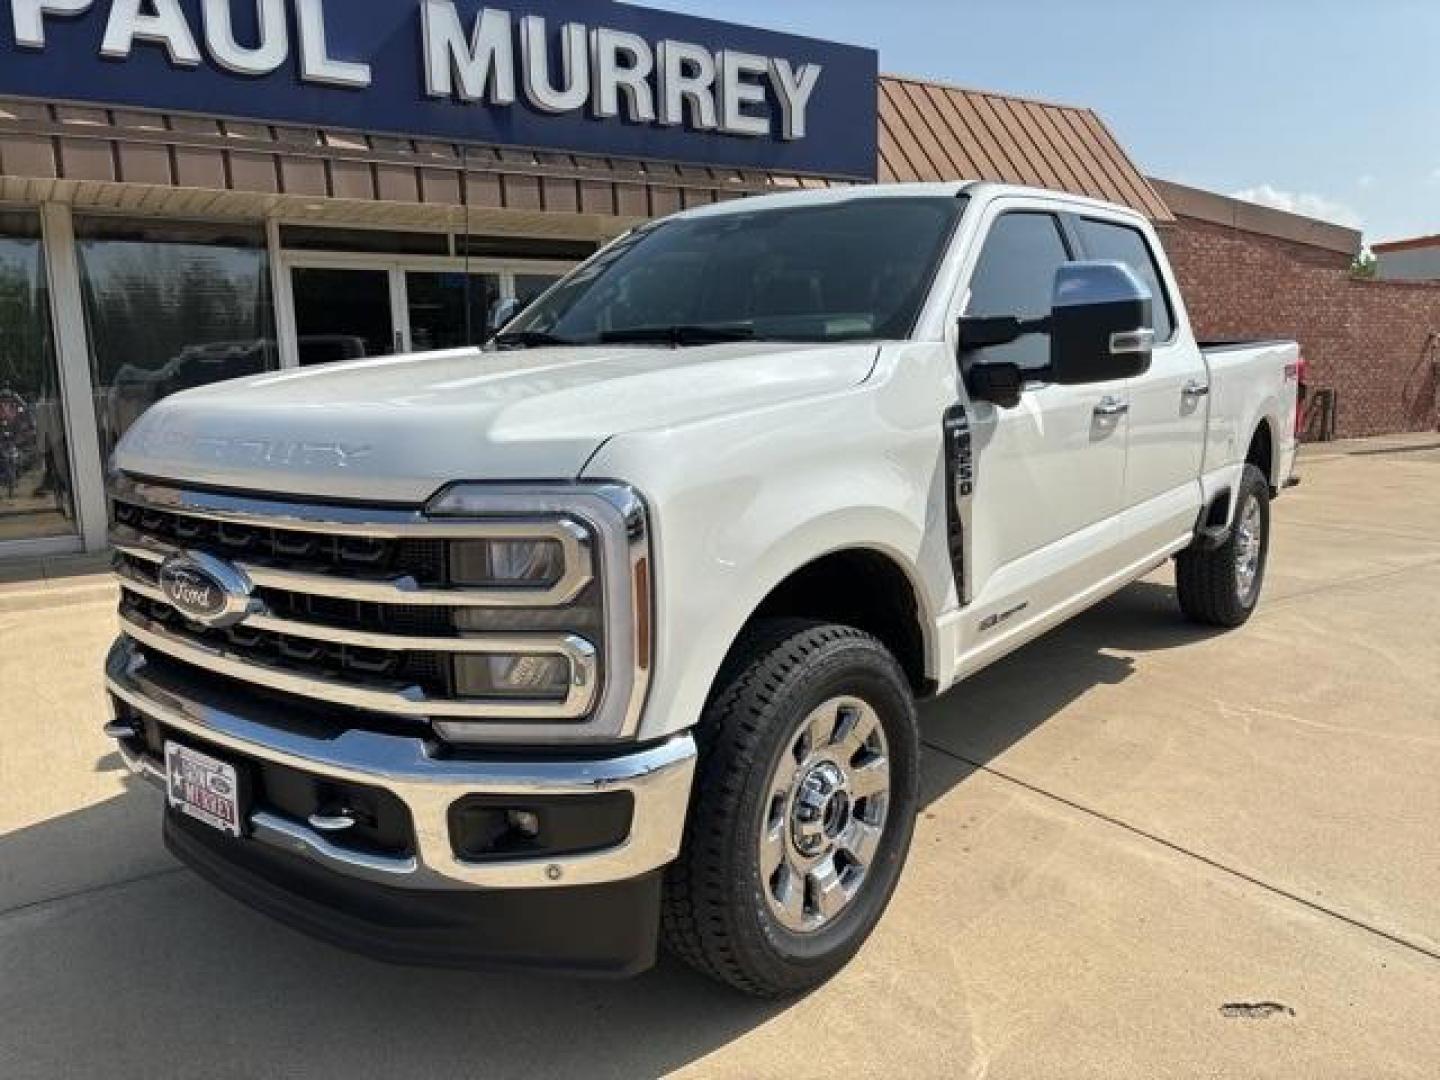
[1176,464,1272,627]
[661,619,920,997]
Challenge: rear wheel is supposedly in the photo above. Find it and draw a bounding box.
[662,619,920,997]
[1176,464,1271,627]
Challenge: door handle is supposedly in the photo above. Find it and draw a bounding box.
[1093,396,1129,418]
[1182,380,1211,398]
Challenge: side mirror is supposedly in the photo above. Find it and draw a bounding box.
[486,296,524,337]
[1049,261,1155,384]
[957,315,1047,409]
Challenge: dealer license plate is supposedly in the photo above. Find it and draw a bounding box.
[165,742,242,838]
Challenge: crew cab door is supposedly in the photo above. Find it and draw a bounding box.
[1071,215,1208,553]
[952,206,1131,651]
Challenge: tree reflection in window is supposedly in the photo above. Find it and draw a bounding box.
[0,211,75,542]
[75,218,278,462]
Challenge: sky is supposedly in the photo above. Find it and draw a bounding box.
[642,0,1440,245]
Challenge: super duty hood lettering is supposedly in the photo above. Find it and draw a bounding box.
[132,429,375,471]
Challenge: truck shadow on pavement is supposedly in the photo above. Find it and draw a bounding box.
[1,578,1220,1080]
[917,577,1222,794]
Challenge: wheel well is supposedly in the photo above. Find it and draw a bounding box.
[748,549,931,696]
[1247,420,1275,489]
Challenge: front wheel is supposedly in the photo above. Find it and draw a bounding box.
[1176,464,1272,627]
[662,619,920,997]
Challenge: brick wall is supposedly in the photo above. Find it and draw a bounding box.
[1157,215,1440,439]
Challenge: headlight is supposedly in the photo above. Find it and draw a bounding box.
[450,538,566,587]
[454,652,573,701]
[423,483,653,745]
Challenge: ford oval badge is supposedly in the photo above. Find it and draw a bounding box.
[158,552,256,628]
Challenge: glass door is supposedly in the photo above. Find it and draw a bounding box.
[404,270,502,353]
[283,251,578,368]
[290,266,397,367]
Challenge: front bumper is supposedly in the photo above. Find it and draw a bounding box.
[164,811,665,975]
[105,633,696,898]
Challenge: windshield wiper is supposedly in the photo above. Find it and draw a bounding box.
[598,325,755,346]
[492,330,575,349]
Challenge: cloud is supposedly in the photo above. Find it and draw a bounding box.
[1357,174,1375,189]
[1228,185,1363,229]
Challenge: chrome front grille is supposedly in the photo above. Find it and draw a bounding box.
[108,475,652,744]
[111,499,448,581]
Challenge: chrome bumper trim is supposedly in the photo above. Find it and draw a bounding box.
[107,640,695,890]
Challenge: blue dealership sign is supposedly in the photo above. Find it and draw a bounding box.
[0,0,878,179]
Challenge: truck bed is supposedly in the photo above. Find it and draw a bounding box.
[1198,338,1301,488]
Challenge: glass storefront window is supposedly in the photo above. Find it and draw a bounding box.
[0,210,76,543]
[75,218,277,462]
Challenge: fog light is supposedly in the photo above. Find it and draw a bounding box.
[450,539,564,586]
[449,793,635,862]
[453,653,571,700]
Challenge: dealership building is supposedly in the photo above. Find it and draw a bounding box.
[0,0,1433,564]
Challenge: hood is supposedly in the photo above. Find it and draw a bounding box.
[114,341,879,502]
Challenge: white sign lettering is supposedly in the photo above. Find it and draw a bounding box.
[657,40,717,130]
[10,0,821,140]
[203,0,289,77]
[422,1,514,104]
[101,0,203,68]
[12,0,93,49]
[296,0,371,87]
[521,15,587,114]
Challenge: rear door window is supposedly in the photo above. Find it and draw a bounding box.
[1075,218,1176,341]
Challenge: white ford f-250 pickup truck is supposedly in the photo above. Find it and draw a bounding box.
[104,182,1300,996]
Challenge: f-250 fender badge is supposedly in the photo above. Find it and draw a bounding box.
[978,602,1028,634]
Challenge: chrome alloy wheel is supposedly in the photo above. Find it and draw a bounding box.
[759,696,891,934]
[1234,494,1264,603]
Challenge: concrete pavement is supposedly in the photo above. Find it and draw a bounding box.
[3,436,1439,1078]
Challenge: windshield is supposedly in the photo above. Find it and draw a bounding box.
[501,196,966,348]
